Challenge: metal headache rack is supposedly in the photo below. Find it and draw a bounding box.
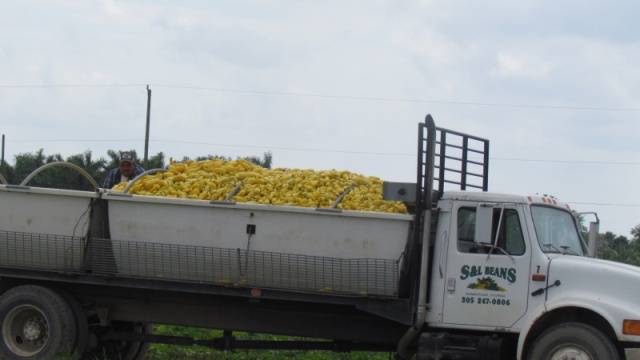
[413,114,490,246]
[433,126,489,193]
[416,115,490,205]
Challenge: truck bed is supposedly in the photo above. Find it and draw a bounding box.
[0,185,412,298]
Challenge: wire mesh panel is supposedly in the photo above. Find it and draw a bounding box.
[0,230,85,273]
[91,238,399,297]
[241,252,398,296]
[93,239,240,284]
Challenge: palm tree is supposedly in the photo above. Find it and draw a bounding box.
[13,149,47,184]
[147,151,166,170]
[66,151,107,190]
[610,246,640,266]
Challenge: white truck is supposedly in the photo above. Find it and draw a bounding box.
[0,114,639,360]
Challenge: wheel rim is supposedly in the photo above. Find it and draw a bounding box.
[2,305,50,357]
[549,344,592,360]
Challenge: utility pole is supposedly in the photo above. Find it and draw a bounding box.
[1,134,4,174]
[144,85,152,169]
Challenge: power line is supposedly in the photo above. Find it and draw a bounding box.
[148,84,640,112]
[5,138,640,165]
[492,157,640,165]
[9,139,140,142]
[1,83,639,112]
[567,202,640,208]
[0,84,146,88]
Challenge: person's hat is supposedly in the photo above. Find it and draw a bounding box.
[119,152,134,164]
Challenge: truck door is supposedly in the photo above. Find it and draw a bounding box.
[441,203,531,328]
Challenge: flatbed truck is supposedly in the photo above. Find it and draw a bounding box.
[0,114,639,359]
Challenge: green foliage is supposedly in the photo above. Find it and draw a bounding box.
[147,151,166,170]
[597,230,640,266]
[0,149,271,190]
[12,149,46,184]
[632,224,640,240]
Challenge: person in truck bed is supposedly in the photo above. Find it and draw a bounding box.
[102,151,146,189]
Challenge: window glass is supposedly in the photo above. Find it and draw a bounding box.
[531,206,585,256]
[504,210,525,255]
[457,206,525,256]
[457,207,477,253]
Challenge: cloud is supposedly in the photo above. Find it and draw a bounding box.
[1,0,639,238]
[490,52,553,79]
[98,0,125,16]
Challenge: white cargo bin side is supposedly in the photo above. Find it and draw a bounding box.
[0,186,98,272]
[102,192,412,297]
[0,186,98,236]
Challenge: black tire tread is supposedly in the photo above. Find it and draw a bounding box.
[57,289,90,356]
[527,322,620,360]
[0,285,77,359]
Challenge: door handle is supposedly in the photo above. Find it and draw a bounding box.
[439,231,448,278]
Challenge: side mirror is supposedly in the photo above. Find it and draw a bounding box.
[587,221,599,258]
[577,212,599,258]
[475,204,494,245]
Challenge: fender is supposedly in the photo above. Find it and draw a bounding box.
[517,256,640,358]
[516,294,622,358]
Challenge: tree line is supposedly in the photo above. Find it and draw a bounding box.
[597,228,640,265]
[0,148,272,191]
[0,148,638,267]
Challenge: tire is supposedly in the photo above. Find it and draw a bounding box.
[84,321,152,360]
[58,290,90,357]
[527,322,620,360]
[0,285,77,359]
[130,324,152,360]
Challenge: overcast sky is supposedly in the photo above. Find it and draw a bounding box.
[1,0,639,238]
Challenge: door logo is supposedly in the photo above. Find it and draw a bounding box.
[460,265,517,284]
[467,277,505,291]
[458,265,516,306]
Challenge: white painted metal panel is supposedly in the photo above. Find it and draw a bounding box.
[104,193,412,260]
[0,186,97,237]
[103,193,412,296]
[0,186,97,271]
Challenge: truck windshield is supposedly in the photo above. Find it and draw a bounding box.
[531,206,585,256]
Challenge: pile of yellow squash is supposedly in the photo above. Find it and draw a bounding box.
[112,158,407,214]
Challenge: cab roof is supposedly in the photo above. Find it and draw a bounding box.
[440,191,572,210]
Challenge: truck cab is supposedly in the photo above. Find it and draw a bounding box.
[422,189,640,359]
[399,115,640,359]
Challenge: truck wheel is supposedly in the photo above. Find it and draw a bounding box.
[85,321,152,360]
[527,322,620,360]
[0,285,77,359]
[128,322,152,360]
[58,290,89,356]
